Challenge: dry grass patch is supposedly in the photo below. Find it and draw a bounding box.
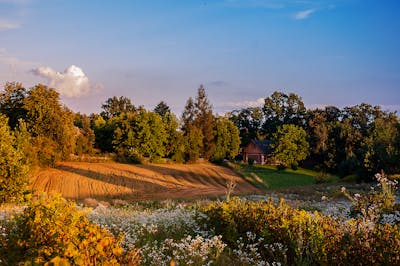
[31,161,261,201]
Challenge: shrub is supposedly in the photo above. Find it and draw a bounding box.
[276,164,286,171]
[248,158,255,165]
[202,197,400,265]
[0,193,136,265]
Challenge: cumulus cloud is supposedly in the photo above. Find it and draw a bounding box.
[294,8,316,20]
[31,65,93,98]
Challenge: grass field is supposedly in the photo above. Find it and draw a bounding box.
[30,161,262,201]
[237,164,339,190]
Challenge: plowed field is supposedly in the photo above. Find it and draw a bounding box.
[31,162,261,200]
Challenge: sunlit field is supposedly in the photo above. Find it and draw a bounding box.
[1,170,399,265]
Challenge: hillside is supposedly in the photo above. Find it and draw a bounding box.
[31,161,261,201]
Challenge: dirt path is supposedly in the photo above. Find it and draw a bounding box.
[31,161,261,201]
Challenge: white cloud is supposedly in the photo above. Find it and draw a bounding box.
[0,19,20,30]
[294,8,316,20]
[219,97,265,109]
[31,65,94,98]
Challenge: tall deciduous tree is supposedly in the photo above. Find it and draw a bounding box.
[74,113,95,155]
[272,124,309,168]
[211,117,241,162]
[181,97,196,133]
[101,96,136,119]
[263,91,306,136]
[194,85,215,159]
[229,107,264,146]
[183,126,203,163]
[113,109,167,162]
[0,114,29,203]
[0,82,27,129]
[23,84,76,165]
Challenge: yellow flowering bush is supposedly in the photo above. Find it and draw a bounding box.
[202,197,400,265]
[0,193,136,265]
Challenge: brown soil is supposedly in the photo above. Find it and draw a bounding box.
[31,161,261,201]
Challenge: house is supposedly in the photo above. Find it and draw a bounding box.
[242,139,272,164]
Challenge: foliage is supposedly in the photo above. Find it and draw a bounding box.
[113,109,167,162]
[0,193,130,265]
[202,196,400,265]
[211,117,241,162]
[229,107,264,146]
[0,82,27,129]
[194,85,216,160]
[23,84,76,166]
[91,114,115,153]
[183,126,203,163]
[271,124,309,168]
[262,91,306,136]
[101,96,136,119]
[153,100,171,117]
[160,112,182,159]
[74,113,95,155]
[0,114,30,203]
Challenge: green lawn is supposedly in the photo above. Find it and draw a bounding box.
[238,164,338,190]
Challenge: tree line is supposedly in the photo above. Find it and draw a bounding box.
[229,91,400,178]
[0,82,399,202]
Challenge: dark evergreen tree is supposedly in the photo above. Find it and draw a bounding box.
[154,101,171,117]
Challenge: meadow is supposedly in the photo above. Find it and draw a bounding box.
[1,162,399,265]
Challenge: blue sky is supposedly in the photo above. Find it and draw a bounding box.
[1,0,399,115]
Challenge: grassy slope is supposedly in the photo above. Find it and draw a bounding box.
[237,164,339,190]
[31,161,261,201]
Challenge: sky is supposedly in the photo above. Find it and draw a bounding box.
[0,0,399,115]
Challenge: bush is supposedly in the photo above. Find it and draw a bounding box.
[277,164,287,171]
[0,193,136,265]
[202,197,400,265]
[248,158,255,165]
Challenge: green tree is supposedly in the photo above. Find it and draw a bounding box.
[23,84,76,165]
[91,114,115,152]
[272,124,309,168]
[181,97,196,133]
[194,85,216,159]
[211,117,241,162]
[263,91,306,136]
[183,126,203,163]
[0,114,30,203]
[101,96,136,119]
[0,82,27,129]
[306,109,336,171]
[363,114,400,174]
[154,101,171,117]
[229,107,264,146]
[74,113,95,155]
[113,109,167,162]
[162,112,182,159]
